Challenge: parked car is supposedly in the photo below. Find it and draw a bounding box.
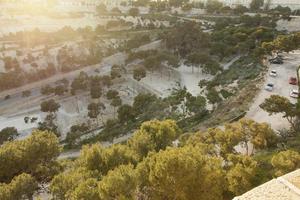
[269,70,277,77]
[290,89,299,98]
[269,57,283,64]
[289,77,298,85]
[271,59,283,64]
[265,83,274,91]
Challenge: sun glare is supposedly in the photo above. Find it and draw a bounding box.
[0,1,300,199]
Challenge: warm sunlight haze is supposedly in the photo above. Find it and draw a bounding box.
[0,0,300,199]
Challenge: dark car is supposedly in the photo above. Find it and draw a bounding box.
[269,55,284,64]
[270,58,283,64]
[265,83,274,91]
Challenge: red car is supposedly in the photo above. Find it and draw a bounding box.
[289,77,298,85]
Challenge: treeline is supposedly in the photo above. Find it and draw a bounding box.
[164,15,278,56]
[159,15,277,76]
[131,0,295,17]
[0,131,60,200]
[52,119,276,200]
[262,32,300,53]
[1,119,300,199]
[0,28,154,93]
[0,26,107,93]
[0,54,101,93]
[1,27,79,47]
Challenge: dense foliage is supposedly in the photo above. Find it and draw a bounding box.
[49,118,291,200]
[0,131,60,199]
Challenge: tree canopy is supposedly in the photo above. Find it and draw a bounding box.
[260,95,300,132]
[136,145,225,200]
[163,21,210,57]
[40,99,60,113]
[271,150,300,177]
[0,127,18,145]
[0,131,60,183]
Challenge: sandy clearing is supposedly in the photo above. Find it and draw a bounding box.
[175,64,213,96]
[0,114,40,135]
[132,63,213,98]
[277,16,300,32]
[138,67,178,98]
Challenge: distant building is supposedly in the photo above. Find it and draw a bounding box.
[54,0,137,12]
[190,0,249,8]
[101,0,128,7]
[55,0,99,12]
[267,0,300,10]
[190,0,300,10]
[219,0,252,8]
[57,0,99,7]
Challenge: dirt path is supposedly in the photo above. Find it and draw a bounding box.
[222,55,241,70]
[168,14,215,25]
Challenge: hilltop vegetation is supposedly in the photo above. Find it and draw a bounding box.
[1,1,300,199]
[1,116,300,199]
[51,13,287,147]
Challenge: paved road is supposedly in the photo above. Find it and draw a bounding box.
[0,39,163,106]
[0,52,127,114]
[246,51,300,131]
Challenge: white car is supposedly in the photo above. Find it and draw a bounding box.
[265,83,274,91]
[269,70,277,77]
[290,89,299,98]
